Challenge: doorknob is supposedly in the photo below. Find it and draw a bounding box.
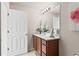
[7,30,10,33]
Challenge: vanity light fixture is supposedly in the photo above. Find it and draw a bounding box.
[42,7,51,14]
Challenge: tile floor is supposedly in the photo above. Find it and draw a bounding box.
[18,51,36,56]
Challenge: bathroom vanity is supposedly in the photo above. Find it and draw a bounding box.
[33,34,59,56]
[33,3,60,56]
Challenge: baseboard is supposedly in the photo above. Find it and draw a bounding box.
[16,48,34,56]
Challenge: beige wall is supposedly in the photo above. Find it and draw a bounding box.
[59,2,79,56]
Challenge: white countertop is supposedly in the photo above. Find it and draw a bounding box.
[33,34,60,40]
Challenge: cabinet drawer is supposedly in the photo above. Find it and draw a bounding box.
[42,52,46,56]
[42,39,46,45]
[42,44,46,54]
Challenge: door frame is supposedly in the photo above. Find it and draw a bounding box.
[1,2,9,56]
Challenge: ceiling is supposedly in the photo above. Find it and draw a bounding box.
[10,2,52,7]
[10,2,60,13]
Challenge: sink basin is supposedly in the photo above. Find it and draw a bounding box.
[40,33,51,38]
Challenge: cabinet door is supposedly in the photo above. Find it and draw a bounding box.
[37,37,41,55]
[33,35,37,50]
[47,40,59,56]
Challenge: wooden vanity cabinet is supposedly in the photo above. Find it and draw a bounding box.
[33,35,37,50]
[33,35,59,56]
[36,37,42,55]
[46,40,59,56]
[41,39,59,56]
[33,35,42,55]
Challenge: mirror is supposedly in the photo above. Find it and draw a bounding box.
[52,4,60,36]
[37,3,61,37]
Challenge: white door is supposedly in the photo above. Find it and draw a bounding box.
[7,9,28,56]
